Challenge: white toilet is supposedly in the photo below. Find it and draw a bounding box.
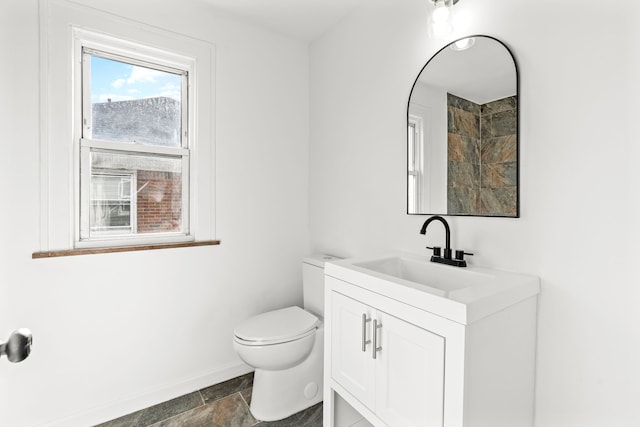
[232,255,338,421]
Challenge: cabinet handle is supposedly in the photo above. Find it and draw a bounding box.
[372,319,382,359]
[361,314,371,352]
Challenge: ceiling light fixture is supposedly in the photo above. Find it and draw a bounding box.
[430,0,459,38]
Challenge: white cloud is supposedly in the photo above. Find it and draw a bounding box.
[96,66,181,102]
[127,66,163,85]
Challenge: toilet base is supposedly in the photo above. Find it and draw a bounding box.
[249,327,324,421]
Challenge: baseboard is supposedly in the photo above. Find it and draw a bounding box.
[37,362,253,427]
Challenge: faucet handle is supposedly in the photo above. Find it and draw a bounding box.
[427,246,441,257]
[454,250,474,261]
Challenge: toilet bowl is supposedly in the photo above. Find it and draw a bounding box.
[233,306,324,421]
[232,255,338,421]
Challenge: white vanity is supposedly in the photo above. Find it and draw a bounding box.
[323,253,540,427]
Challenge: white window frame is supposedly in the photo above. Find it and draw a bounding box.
[73,28,196,248]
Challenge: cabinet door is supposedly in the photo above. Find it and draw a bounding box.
[374,311,445,427]
[331,292,376,409]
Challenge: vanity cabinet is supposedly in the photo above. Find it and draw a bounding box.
[323,258,540,427]
[331,291,445,426]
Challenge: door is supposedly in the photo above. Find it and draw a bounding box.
[331,291,376,409]
[375,311,445,427]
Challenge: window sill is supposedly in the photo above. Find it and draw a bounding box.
[32,240,220,259]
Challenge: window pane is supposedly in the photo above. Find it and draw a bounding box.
[88,54,183,147]
[408,176,416,213]
[90,150,183,236]
[91,174,133,234]
[408,123,416,171]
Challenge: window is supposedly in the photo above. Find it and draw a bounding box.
[407,117,423,213]
[38,7,216,256]
[77,33,195,247]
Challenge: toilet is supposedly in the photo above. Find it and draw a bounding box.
[232,254,338,421]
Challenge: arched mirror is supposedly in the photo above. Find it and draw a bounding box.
[407,36,519,217]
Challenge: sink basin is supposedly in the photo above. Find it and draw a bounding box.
[325,252,540,324]
[354,256,485,295]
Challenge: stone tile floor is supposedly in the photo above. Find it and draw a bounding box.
[95,372,322,427]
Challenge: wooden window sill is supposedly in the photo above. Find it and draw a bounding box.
[32,240,220,259]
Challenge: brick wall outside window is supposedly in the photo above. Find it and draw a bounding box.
[136,170,182,233]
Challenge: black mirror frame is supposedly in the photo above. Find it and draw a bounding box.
[406,35,520,218]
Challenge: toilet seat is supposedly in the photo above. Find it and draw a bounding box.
[234,327,317,347]
[234,306,319,346]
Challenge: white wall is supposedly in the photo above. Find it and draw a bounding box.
[0,0,310,426]
[310,0,640,426]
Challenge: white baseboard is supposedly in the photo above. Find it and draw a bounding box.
[38,362,253,427]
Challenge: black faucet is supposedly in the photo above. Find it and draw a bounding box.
[420,215,452,259]
[420,215,472,267]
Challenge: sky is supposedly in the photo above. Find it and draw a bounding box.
[90,55,182,104]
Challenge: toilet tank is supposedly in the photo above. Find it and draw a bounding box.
[303,255,341,318]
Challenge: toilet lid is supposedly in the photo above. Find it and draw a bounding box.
[234,306,319,344]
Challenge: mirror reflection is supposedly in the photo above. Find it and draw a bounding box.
[407,36,518,217]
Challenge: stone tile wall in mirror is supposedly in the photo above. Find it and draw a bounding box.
[447,93,517,215]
